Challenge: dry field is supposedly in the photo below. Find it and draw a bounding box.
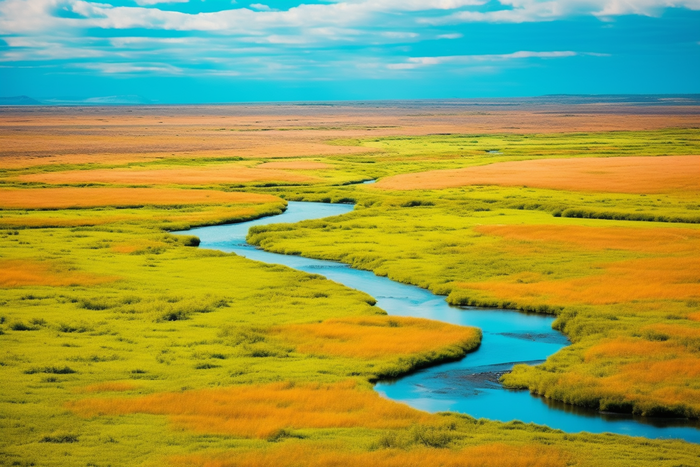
[16,165,318,186]
[0,188,278,209]
[375,155,700,194]
[3,102,700,467]
[2,104,699,168]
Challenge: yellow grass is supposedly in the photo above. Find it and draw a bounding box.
[77,382,141,393]
[256,161,331,170]
[67,381,433,438]
[0,188,279,209]
[598,358,700,406]
[458,256,700,306]
[0,205,274,229]
[642,323,700,341]
[0,259,117,287]
[3,109,697,170]
[375,155,700,194]
[475,224,700,254]
[17,166,317,186]
[272,316,479,359]
[584,338,680,362]
[169,443,569,467]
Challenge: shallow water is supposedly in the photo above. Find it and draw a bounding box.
[176,201,700,443]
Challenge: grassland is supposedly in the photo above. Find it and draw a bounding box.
[374,155,700,194]
[248,127,700,420]
[2,104,700,466]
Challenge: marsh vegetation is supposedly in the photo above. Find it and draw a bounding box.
[1,104,699,466]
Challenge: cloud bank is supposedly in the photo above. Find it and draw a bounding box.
[0,0,697,86]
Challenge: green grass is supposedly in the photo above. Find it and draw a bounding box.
[3,128,700,466]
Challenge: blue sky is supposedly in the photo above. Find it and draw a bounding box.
[0,0,699,103]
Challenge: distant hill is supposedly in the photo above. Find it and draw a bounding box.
[0,95,42,105]
[41,95,152,105]
[539,94,700,106]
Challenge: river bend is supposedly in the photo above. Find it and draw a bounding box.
[175,201,700,443]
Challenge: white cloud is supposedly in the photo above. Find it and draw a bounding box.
[249,3,272,11]
[429,0,700,24]
[437,32,462,39]
[133,0,188,6]
[2,0,699,37]
[387,50,579,69]
[0,0,695,79]
[79,62,183,74]
[382,31,420,39]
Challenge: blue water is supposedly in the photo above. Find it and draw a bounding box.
[175,201,700,443]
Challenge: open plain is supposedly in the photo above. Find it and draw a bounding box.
[1,98,700,466]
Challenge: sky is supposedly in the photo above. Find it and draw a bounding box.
[0,0,699,103]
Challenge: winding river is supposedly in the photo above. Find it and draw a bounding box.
[175,201,700,443]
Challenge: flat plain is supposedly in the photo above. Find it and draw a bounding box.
[1,99,700,466]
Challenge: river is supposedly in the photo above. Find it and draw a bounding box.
[174,201,700,443]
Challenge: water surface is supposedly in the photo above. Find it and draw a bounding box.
[176,201,700,443]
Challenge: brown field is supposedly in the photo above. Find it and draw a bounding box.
[16,165,316,186]
[0,259,117,287]
[0,188,279,209]
[375,155,700,194]
[67,380,433,438]
[272,316,479,359]
[2,104,699,169]
[169,443,569,467]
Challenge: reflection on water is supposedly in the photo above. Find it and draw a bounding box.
[539,395,700,429]
[175,201,700,444]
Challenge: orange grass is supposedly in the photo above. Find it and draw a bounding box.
[77,382,141,393]
[475,224,700,254]
[169,443,569,467]
[537,357,700,413]
[0,188,279,209]
[611,358,700,385]
[16,166,317,186]
[584,338,681,362]
[596,358,700,408]
[272,316,479,359]
[551,337,700,411]
[688,312,700,322]
[110,239,168,254]
[256,161,331,170]
[458,256,700,306]
[0,259,117,288]
[642,323,700,341]
[375,155,700,194]
[67,380,434,438]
